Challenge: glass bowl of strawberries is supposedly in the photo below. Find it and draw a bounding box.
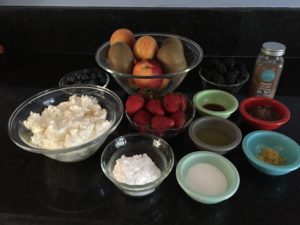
[125,92,196,138]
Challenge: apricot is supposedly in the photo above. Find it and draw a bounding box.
[110,28,135,47]
[133,35,158,60]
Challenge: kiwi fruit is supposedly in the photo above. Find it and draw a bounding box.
[108,42,134,74]
[162,37,184,52]
[157,37,187,73]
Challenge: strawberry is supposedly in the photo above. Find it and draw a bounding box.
[163,93,181,113]
[125,94,145,114]
[133,110,151,127]
[151,115,175,132]
[179,95,187,112]
[146,99,165,116]
[170,110,186,128]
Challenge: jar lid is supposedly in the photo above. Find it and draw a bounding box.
[261,42,286,56]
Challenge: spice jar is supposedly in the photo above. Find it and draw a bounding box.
[249,42,286,98]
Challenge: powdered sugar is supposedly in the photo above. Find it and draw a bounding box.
[112,154,161,185]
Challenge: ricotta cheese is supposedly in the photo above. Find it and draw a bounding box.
[23,95,111,149]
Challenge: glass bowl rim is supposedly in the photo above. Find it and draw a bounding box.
[8,84,124,154]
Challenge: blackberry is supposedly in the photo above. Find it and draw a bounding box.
[205,70,221,82]
[82,69,90,74]
[90,73,97,80]
[225,58,235,69]
[66,76,75,83]
[80,74,89,81]
[74,72,82,80]
[235,61,246,71]
[238,68,248,77]
[236,74,248,84]
[211,58,221,67]
[235,69,248,84]
[216,62,227,74]
[225,71,237,85]
[231,67,240,77]
[213,73,226,85]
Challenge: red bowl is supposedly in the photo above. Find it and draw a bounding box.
[239,97,291,130]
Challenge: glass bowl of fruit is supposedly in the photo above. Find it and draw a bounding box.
[199,58,249,95]
[124,92,196,138]
[59,68,110,88]
[95,28,203,95]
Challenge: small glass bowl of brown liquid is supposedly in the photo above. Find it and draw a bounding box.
[193,89,239,119]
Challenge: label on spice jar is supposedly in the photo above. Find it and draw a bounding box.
[261,70,276,82]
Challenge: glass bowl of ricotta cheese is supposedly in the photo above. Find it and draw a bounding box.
[101,133,174,197]
[8,85,123,162]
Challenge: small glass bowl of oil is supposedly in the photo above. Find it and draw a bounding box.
[188,116,242,155]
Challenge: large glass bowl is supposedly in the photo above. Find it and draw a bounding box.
[101,133,174,197]
[95,33,203,95]
[8,85,123,162]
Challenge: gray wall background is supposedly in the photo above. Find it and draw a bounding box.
[1,0,300,8]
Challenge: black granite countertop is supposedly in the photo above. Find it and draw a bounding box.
[0,53,299,225]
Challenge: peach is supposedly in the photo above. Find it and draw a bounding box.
[0,44,5,54]
[159,79,170,90]
[110,28,135,47]
[132,60,163,89]
[133,35,158,60]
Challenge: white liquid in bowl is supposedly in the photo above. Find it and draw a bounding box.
[185,163,228,195]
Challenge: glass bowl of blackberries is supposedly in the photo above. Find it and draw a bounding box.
[199,58,249,95]
[59,68,110,88]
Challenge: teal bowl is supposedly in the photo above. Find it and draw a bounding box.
[176,151,240,204]
[193,89,238,119]
[242,131,300,176]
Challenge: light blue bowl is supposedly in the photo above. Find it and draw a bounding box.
[242,131,300,176]
[176,151,240,204]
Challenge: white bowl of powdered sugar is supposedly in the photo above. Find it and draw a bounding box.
[101,133,174,197]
